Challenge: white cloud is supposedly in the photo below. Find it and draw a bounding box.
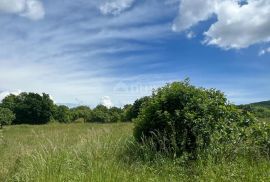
[173,0,270,49]
[0,0,45,20]
[186,31,195,39]
[0,90,21,102]
[259,47,270,56]
[20,0,45,20]
[172,0,216,32]
[101,96,113,108]
[0,0,25,13]
[100,0,134,15]
[0,0,178,107]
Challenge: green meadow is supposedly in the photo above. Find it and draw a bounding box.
[1,122,269,182]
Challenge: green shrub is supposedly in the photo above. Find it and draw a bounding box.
[52,105,71,123]
[70,106,92,122]
[89,105,111,123]
[246,121,270,156]
[0,107,15,129]
[134,80,255,157]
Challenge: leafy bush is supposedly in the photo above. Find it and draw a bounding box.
[53,105,71,123]
[70,106,92,122]
[109,107,122,123]
[89,105,111,123]
[134,80,255,157]
[0,107,15,129]
[88,105,124,123]
[246,120,270,156]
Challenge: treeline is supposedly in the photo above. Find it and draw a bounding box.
[0,92,150,127]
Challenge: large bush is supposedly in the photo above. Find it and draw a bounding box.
[0,107,15,129]
[246,120,270,156]
[134,80,254,157]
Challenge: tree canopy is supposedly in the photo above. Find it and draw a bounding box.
[1,93,54,124]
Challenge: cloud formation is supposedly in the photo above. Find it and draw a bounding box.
[100,0,134,15]
[0,0,176,107]
[0,0,45,20]
[173,0,270,49]
[259,47,270,56]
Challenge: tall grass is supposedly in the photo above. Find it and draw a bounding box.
[0,123,269,181]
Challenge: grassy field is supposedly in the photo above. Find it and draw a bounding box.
[0,123,270,182]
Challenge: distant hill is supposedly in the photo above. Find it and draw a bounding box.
[238,100,270,119]
[248,101,270,109]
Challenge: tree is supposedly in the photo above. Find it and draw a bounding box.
[53,105,71,123]
[1,94,17,111]
[89,105,124,123]
[125,97,150,122]
[109,107,122,122]
[70,106,92,122]
[121,104,133,122]
[90,105,110,123]
[1,92,54,124]
[0,107,15,129]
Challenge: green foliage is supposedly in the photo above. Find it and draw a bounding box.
[53,105,71,123]
[0,107,15,129]
[86,105,124,123]
[1,93,55,125]
[250,100,270,109]
[1,123,269,181]
[246,120,270,155]
[121,104,132,122]
[0,94,17,111]
[134,80,255,157]
[124,97,150,122]
[238,104,270,119]
[70,106,92,122]
[89,105,110,123]
[109,107,122,122]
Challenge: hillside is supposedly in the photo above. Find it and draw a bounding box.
[249,100,270,108]
[238,100,270,119]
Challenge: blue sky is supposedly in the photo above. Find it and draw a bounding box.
[0,0,269,107]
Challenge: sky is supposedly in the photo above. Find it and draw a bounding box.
[0,0,270,107]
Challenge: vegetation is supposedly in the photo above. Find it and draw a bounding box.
[249,101,270,109]
[53,105,72,123]
[0,80,269,181]
[238,102,270,119]
[0,107,15,129]
[0,123,269,181]
[123,96,150,122]
[1,93,54,125]
[70,106,92,123]
[0,93,133,125]
[134,80,256,157]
